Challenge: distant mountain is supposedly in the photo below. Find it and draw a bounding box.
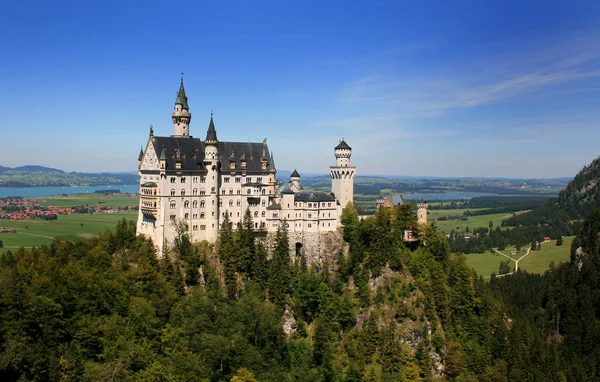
[12,165,64,173]
[504,156,600,226]
[0,165,139,187]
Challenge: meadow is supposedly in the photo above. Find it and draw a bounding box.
[464,236,574,278]
[430,208,512,234]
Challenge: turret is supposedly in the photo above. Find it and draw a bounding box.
[172,74,192,137]
[417,201,428,226]
[203,112,219,242]
[137,146,144,167]
[330,139,356,217]
[290,169,300,191]
[334,139,352,167]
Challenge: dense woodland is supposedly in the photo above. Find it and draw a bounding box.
[2,158,600,380]
[0,199,599,381]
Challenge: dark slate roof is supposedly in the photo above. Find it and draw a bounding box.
[219,141,272,173]
[141,182,157,187]
[151,136,206,172]
[138,147,144,161]
[267,203,281,210]
[278,182,295,194]
[206,116,218,142]
[335,139,351,150]
[148,136,273,173]
[290,169,300,178]
[175,80,189,109]
[294,192,335,202]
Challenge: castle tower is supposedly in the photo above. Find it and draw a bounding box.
[329,139,356,211]
[172,74,192,137]
[203,113,220,242]
[417,201,428,226]
[290,169,300,191]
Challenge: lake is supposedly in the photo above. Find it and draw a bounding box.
[0,185,140,198]
[0,186,533,201]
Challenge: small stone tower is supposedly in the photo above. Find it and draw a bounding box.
[172,75,192,137]
[329,139,356,212]
[290,169,301,191]
[203,113,220,242]
[417,201,428,226]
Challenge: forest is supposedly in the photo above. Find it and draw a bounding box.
[1,197,599,381]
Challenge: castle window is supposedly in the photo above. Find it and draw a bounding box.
[224,177,230,183]
[200,225,206,230]
[211,187,215,193]
[171,189,175,196]
[170,201,176,209]
[193,177,198,183]
[193,214,197,219]
[328,203,331,207]
[237,190,241,195]
[181,190,185,196]
[235,177,241,183]
[184,213,189,219]
[254,211,258,217]
[212,200,215,205]
[257,177,262,183]
[200,201,205,208]
[201,177,206,183]
[247,189,251,195]
[200,212,205,219]
[261,211,266,217]
[193,225,198,231]
[237,200,241,207]
[184,201,189,208]
[229,189,233,195]
[308,213,312,218]
[193,188,198,195]
[261,189,266,195]
[262,200,266,207]
[200,189,206,195]
[181,177,186,183]
[237,212,240,217]
[219,201,223,207]
[212,212,215,216]
[246,177,252,183]
[230,212,233,217]
[222,189,226,195]
[170,177,176,183]
[170,214,176,220]
[260,222,265,228]
[229,200,233,207]
[255,223,258,228]
[308,203,311,208]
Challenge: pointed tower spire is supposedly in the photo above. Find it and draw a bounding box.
[205,111,218,143]
[172,74,192,137]
[138,147,144,161]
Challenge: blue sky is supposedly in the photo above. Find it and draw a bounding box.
[1,0,600,177]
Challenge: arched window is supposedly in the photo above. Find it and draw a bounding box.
[261,189,266,195]
[254,211,258,217]
[222,189,226,195]
[247,189,251,195]
[181,177,186,183]
[184,201,189,208]
[261,211,266,217]
[211,187,215,193]
[229,200,234,207]
[200,201,205,208]
[184,213,189,219]
[170,201,176,209]
[171,189,175,196]
[193,200,198,208]
[237,200,241,206]
[181,189,185,196]
[200,212,205,219]
[193,188,198,195]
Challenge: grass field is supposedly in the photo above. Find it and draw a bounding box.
[431,209,513,234]
[519,236,574,274]
[463,236,574,278]
[37,193,138,208]
[464,252,516,277]
[0,212,137,253]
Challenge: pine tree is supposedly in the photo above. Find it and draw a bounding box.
[268,223,291,307]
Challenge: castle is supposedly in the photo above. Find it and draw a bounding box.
[136,78,355,257]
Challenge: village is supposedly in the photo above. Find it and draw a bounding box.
[0,196,137,221]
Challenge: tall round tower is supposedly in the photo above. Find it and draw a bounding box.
[329,139,356,213]
[417,201,428,226]
[204,113,220,242]
[172,74,192,137]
